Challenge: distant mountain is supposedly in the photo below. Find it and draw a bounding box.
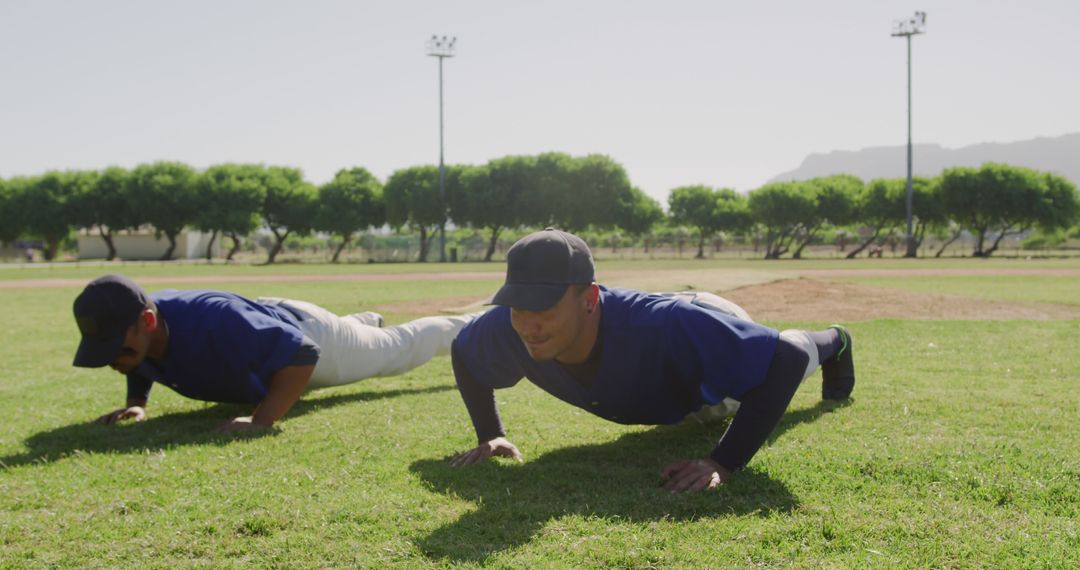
[768,132,1080,185]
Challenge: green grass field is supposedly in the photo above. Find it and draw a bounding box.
[1,261,1077,568]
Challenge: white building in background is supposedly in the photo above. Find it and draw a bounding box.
[77,229,220,260]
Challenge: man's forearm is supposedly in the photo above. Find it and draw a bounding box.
[452,346,505,443]
[252,364,314,426]
[709,339,805,471]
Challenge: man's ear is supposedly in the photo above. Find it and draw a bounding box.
[586,283,600,312]
[141,308,158,333]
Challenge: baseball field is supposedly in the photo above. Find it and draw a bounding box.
[1,258,1077,568]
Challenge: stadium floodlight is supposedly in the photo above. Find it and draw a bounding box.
[892,12,927,258]
[427,35,456,263]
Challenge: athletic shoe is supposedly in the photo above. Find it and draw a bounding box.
[349,311,384,328]
[821,325,855,400]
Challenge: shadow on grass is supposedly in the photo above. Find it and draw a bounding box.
[768,397,853,444]
[0,384,453,469]
[411,425,803,563]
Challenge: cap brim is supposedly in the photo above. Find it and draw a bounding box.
[73,335,125,368]
[490,283,569,312]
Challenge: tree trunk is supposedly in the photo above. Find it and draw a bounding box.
[331,233,351,263]
[43,238,61,261]
[205,230,218,261]
[792,224,822,260]
[934,229,963,258]
[99,227,117,261]
[267,227,290,264]
[913,221,927,252]
[643,236,651,254]
[161,231,178,260]
[695,233,706,259]
[971,227,988,257]
[982,225,1021,258]
[846,225,885,259]
[484,226,502,262]
[418,227,429,262]
[226,232,242,261]
[766,228,793,259]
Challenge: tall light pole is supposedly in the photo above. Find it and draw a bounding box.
[892,12,926,258]
[426,35,456,262]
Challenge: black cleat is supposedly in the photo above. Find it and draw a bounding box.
[821,325,855,400]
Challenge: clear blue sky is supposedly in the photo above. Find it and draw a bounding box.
[2,0,1077,204]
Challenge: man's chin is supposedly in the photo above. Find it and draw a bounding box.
[524,347,555,362]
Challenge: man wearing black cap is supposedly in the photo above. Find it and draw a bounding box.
[447,228,855,492]
[73,275,476,431]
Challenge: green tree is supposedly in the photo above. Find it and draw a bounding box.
[261,166,317,264]
[0,177,23,246]
[669,185,748,259]
[71,167,134,261]
[558,154,633,231]
[846,178,902,259]
[195,164,267,261]
[524,152,574,229]
[615,186,664,252]
[1036,172,1080,236]
[19,171,92,261]
[316,167,385,262]
[939,163,1047,257]
[129,161,199,260]
[384,165,445,262]
[453,156,542,261]
[748,181,817,259]
[791,175,860,259]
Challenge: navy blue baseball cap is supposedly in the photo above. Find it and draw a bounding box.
[72,275,149,368]
[491,228,595,311]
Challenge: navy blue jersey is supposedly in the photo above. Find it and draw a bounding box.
[452,287,779,425]
[126,290,304,404]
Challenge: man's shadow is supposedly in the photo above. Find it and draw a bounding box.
[0,384,454,469]
[411,398,852,564]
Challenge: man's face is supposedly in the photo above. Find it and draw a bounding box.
[510,286,591,362]
[108,319,150,374]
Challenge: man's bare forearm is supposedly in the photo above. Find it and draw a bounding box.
[252,364,314,426]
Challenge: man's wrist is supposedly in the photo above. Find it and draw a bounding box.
[477,431,506,445]
[251,414,276,427]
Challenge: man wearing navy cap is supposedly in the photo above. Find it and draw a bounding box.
[447,228,855,492]
[72,275,476,432]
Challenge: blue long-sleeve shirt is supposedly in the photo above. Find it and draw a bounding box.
[126,290,306,405]
[452,286,779,437]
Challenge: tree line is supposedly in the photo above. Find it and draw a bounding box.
[1,157,1077,262]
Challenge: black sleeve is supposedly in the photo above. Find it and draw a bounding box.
[126,373,154,403]
[452,343,506,443]
[709,338,807,471]
[288,335,321,367]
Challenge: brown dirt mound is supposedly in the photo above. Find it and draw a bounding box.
[722,278,1080,322]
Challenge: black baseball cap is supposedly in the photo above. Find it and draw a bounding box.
[72,274,149,368]
[491,228,595,311]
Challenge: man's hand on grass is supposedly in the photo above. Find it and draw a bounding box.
[660,458,732,493]
[216,416,273,433]
[95,406,146,425]
[448,437,523,466]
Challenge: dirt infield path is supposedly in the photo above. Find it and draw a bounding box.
[5,267,1077,321]
[722,278,1080,322]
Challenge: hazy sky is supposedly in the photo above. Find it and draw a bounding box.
[2,1,1077,204]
